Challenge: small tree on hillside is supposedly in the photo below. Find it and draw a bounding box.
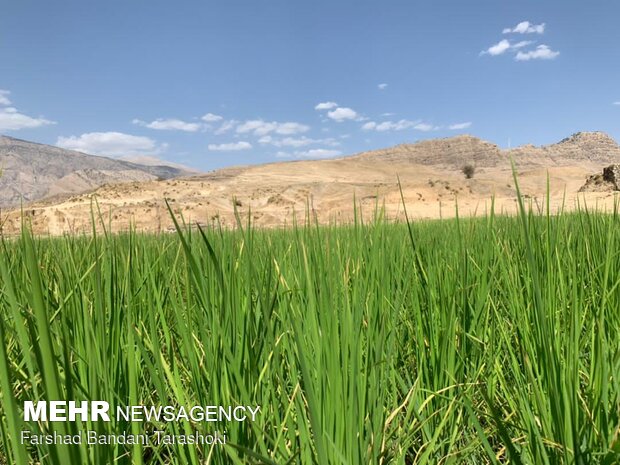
[462,164,475,179]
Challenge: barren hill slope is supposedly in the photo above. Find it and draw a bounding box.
[504,132,620,166]
[0,135,194,207]
[356,135,504,168]
[2,132,620,235]
[356,132,620,168]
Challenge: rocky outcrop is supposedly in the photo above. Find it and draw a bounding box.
[356,132,620,171]
[603,165,620,189]
[550,132,620,164]
[579,165,620,192]
[356,135,504,169]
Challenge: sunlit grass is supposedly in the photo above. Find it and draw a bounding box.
[0,200,619,464]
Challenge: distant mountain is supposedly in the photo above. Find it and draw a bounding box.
[356,132,620,169]
[0,135,194,207]
[117,154,198,172]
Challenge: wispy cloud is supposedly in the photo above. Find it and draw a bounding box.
[362,120,415,131]
[315,101,338,110]
[214,120,238,135]
[201,113,223,122]
[258,135,339,148]
[513,41,534,50]
[133,118,201,132]
[326,107,358,122]
[449,122,472,130]
[131,112,229,133]
[413,122,437,132]
[483,21,558,62]
[275,148,342,159]
[208,141,252,151]
[362,119,438,132]
[0,90,11,106]
[378,83,388,90]
[515,45,559,61]
[481,39,534,56]
[236,120,310,136]
[315,102,362,122]
[0,107,56,132]
[0,89,55,131]
[503,21,545,35]
[57,132,165,157]
[483,39,511,56]
[614,101,620,105]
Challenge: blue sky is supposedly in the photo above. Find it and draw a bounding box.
[1,0,619,170]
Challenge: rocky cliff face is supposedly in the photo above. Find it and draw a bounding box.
[356,132,620,170]
[357,135,504,168]
[0,136,192,207]
[547,132,620,163]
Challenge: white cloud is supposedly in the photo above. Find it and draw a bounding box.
[482,39,512,56]
[0,90,11,106]
[513,40,534,50]
[315,101,338,110]
[57,132,165,157]
[236,120,276,136]
[362,119,427,132]
[378,83,388,90]
[214,120,238,135]
[201,113,223,122]
[259,135,339,148]
[132,113,228,132]
[277,122,311,135]
[614,101,620,105]
[481,39,555,60]
[327,107,358,122]
[363,118,440,132]
[0,107,55,132]
[236,119,309,136]
[503,21,545,35]
[133,118,201,132]
[414,123,438,132]
[207,141,252,151]
[449,122,472,130]
[386,120,417,131]
[0,90,56,131]
[276,148,342,159]
[515,44,560,61]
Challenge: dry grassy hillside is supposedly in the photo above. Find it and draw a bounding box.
[2,132,620,235]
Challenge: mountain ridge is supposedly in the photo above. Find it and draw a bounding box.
[0,135,194,207]
[2,131,619,235]
[354,131,620,168]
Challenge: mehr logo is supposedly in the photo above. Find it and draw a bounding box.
[24,401,111,422]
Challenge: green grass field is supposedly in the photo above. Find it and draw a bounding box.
[0,200,619,464]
